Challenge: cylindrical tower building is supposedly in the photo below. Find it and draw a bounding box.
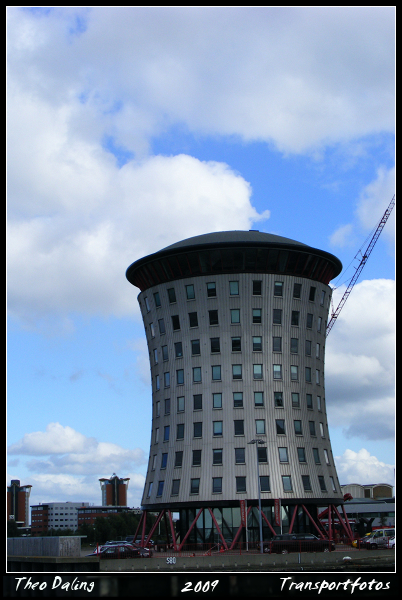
[126,231,353,547]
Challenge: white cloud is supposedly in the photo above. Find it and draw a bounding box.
[356,166,395,246]
[7,7,394,156]
[329,223,355,249]
[335,448,394,485]
[325,279,395,441]
[7,422,146,476]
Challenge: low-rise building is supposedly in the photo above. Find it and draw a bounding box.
[31,502,89,534]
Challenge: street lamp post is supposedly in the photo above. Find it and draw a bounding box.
[248,438,265,554]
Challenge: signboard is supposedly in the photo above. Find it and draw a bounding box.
[274,499,281,526]
[240,500,246,527]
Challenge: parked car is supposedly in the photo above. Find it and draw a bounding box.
[99,543,142,559]
[135,537,155,547]
[361,529,395,550]
[86,542,135,556]
[352,532,373,548]
[388,536,395,549]
[263,534,335,554]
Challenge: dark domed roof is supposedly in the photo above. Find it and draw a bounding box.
[160,230,309,252]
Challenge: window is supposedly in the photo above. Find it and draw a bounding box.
[290,365,298,380]
[255,419,265,434]
[213,477,222,493]
[232,337,241,352]
[177,396,185,412]
[293,283,302,298]
[274,391,283,407]
[164,398,170,415]
[157,481,164,496]
[252,308,262,324]
[320,422,325,437]
[153,348,158,364]
[291,338,298,353]
[309,286,316,301]
[145,297,150,312]
[318,476,327,491]
[253,364,263,379]
[276,419,286,434]
[235,448,245,464]
[213,393,222,409]
[278,447,288,462]
[207,282,216,297]
[175,341,183,357]
[294,420,302,435]
[163,425,170,442]
[292,393,300,408]
[313,448,320,464]
[254,391,264,407]
[171,479,180,495]
[164,372,170,388]
[150,322,155,338]
[260,476,270,492]
[306,394,313,409]
[330,476,337,492]
[320,290,326,306]
[316,370,320,385]
[273,364,282,379]
[213,448,223,465]
[297,447,306,463]
[324,449,330,465]
[158,319,166,335]
[306,313,313,328]
[317,317,322,332]
[229,281,239,295]
[209,310,219,325]
[302,475,312,491]
[155,375,160,391]
[167,288,176,303]
[309,421,316,436]
[305,367,312,383]
[258,447,268,463]
[305,340,312,356]
[171,315,180,331]
[212,365,221,380]
[190,478,200,494]
[316,343,320,358]
[213,421,223,436]
[186,284,195,300]
[273,336,282,352]
[189,312,198,327]
[155,428,159,443]
[236,476,247,493]
[162,345,169,361]
[147,482,153,497]
[252,336,262,351]
[317,396,322,411]
[192,449,202,466]
[291,311,300,326]
[153,292,161,307]
[193,367,202,383]
[274,281,283,296]
[282,476,292,491]
[161,453,168,469]
[232,364,242,379]
[211,337,220,353]
[174,451,183,467]
[191,339,200,355]
[253,280,262,295]
[193,422,202,438]
[176,369,184,385]
[231,309,240,324]
[234,420,244,436]
[193,394,202,410]
[273,309,282,325]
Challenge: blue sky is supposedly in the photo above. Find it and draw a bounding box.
[7,7,395,510]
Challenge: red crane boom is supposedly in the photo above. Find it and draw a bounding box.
[326,195,395,336]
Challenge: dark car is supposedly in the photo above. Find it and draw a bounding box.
[263,533,335,554]
[99,543,141,559]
